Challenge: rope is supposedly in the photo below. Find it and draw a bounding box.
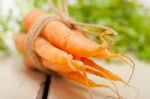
[25,14,59,75]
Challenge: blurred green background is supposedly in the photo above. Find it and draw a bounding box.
[0,0,150,61]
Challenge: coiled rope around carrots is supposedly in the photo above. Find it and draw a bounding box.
[24,0,138,99]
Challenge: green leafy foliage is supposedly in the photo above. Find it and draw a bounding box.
[0,10,9,52]
[69,0,150,61]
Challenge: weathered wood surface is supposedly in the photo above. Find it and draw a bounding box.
[1,54,150,99]
[48,56,150,99]
[0,54,46,99]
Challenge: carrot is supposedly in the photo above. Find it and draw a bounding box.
[15,33,124,81]
[22,55,120,97]
[23,9,134,71]
[14,8,136,99]
[23,9,103,57]
[14,33,26,52]
[15,33,72,64]
[23,54,75,72]
[15,34,75,71]
[61,71,111,88]
[24,54,124,82]
[15,33,124,98]
[18,8,135,85]
[15,34,82,71]
[23,9,47,31]
[23,54,76,72]
[34,37,73,64]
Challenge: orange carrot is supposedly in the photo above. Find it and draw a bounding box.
[15,33,83,72]
[23,54,74,72]
[23,9,47,31]
[23,54,124,82]
[23,9,103,57]
[14,8,136,98]
[23,55,119,96]
[15,33,124,82]
[15,33,73,64]
[15,33,124,98]
[23,9,134,72]
[61,71,111,88]
[14,33,26,52]
[34,37,73,64]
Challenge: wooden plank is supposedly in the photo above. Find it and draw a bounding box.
[0,54,47,99]
[48,56,150,99]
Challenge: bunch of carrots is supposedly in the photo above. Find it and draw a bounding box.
[14,9,136,98]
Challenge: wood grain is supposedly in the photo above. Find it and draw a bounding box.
[0,54,46,99]
[48,56,150,99]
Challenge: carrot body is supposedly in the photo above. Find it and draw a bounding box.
[15,33,124,97]
[15,33,72,64]
[42,60,74,72]
[23,9,102,57]
[14,33,26,52]
[23,54,74,72]
[61,71,110,88]
[26,54,123,81]
[15,33,123,81]
[15,33,84,73]
[14,9,135,98]
[34,37,72,64]
[23,9,47,31]
[23,55,118,89]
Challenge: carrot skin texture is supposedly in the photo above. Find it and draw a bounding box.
[23,9,101,57]
[24,56,112,88]
[14,9,134,97]
[14,33,26,52]
[15,33,73,64]
[23,9,47,31]
[15,33,123,82]
[34,37,73,64]
[61,72,111,87]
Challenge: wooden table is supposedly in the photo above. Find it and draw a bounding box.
[0,53,150,99]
